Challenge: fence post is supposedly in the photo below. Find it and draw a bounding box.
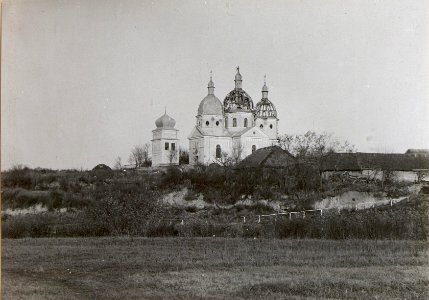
[303,211,306,219]
[258,215,261,223]
[289,213,291,220]
[320,209,323,216]
[242,216,246,223]
[390,200,393,207]
[181,219,184,225]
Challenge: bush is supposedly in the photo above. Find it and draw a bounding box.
[2,165,34,189]
[160,167,183,188]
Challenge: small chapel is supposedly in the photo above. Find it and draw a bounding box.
[151,109,179,167]
[188,67,279,165]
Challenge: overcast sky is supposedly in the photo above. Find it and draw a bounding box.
[2,0,429,170]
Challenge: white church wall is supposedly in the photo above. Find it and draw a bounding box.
[189,138,204,165]
[205,136,232,165]
[152,128,179,167]
[240,136,272,158]
[198,115,226,136]
[225,111,254,132]
[255,118,278,140]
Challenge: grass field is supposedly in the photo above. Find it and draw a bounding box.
[2,237,428,299]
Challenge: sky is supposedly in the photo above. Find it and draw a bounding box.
[2,0,429,170]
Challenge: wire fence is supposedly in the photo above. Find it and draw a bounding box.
[46,197,409,234]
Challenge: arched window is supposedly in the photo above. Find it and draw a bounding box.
[244,118,248,127]
[233,118,237,127]
[260,124,263,129]
[270,124,273,129]
[206,121,209,126]
[216,121,219,126]
[216,145,221,158]
[252,145,256,153]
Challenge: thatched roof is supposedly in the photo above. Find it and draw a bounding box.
[92,164,112,171]
[236,146,296,169]
[405,149,429,155]
[320,152,429,172]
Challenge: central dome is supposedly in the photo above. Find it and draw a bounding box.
[223,89,254,112]
[224,67,254,112]
[198,94,224,115]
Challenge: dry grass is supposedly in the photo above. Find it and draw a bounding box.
[2,238,428,299]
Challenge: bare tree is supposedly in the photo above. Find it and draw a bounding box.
[231,143,244,165]
[215,151,235,168]
[168,148,178,165]
[128,143,150,168]
[142,143,150,164]
[179,147,189,165]
[279,131,355,189]
[114,156,123,170]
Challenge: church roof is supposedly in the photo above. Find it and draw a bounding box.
[224,67,254,112]
[155,111,176,129]
[198,94,224,116]
[224,89,254,112]
[188,126,232,139]
[255,79,277,118]
[198,74,224,116]
[255,99,277,118]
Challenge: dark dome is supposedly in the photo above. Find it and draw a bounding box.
[223,89,254,112]
[255,99,277,118]
[92,164,112,171]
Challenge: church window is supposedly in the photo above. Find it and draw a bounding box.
[260,124,263,129]
[252,145,256,153]
[165,142,169,150]
[216,121,219,126]
[206,121,209,126]
[171,143,176,151]
[270,124,273,129]
[233,118,237,127]
[244,118,248,127]
[216,145,221,158]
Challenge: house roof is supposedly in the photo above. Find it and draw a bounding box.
[92,164,112,171]
[405,149,429,155]
[319,152,429,171]
[236,146,296,169]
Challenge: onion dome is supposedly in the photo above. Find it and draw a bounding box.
[255,78,277,118]
[155,110,176,129]
[197,73,224,116]
[224,67,254,112]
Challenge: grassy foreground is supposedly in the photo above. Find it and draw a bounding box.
[2,238,428,299]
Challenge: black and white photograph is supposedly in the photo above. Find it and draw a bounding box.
[1,0,429,299]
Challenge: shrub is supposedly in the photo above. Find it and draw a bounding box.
[2,165,34,189]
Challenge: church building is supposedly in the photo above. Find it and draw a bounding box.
[188,67,279,165]
[151,110,179,166]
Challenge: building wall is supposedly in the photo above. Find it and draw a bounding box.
[225,111,254,132]
[196,114,226,136]
[152,129,179,166]
[189,136,233,165]
[189,138,204,165]
[323,169,429,183]
[240,136,272,158]
[254,117,278,141]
